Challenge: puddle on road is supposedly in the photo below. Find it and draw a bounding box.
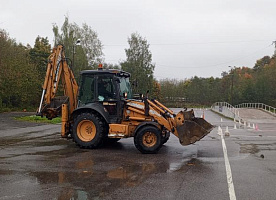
[1,130,220,199]
[0,138,27,147]
[22,149,183,199]
[58,189,89,200]
[0,132,62,148]
[0,169,14,175]
[27,162,161,199]
[1,145,67,160]
[106,163,161,187]
[168,158,200,172]
[239,144,260,154]
[2,149,216,200]
[238,143,276,154]
[167,144,199,172]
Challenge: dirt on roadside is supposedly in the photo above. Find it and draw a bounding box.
[0,112,47,131]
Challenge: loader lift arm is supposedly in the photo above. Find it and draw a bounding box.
[37,45,78,121]
[125,98,213,146]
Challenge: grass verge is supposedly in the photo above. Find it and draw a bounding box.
[15,115,61,124]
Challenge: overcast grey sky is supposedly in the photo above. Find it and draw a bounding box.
[1,0,275,80]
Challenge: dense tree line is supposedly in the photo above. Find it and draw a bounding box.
[0,17,106,112]
[1,16,276,112]
[0,30,43,111]
[0,18,155,111]
[159,56,276,107]
[159,77,222,107]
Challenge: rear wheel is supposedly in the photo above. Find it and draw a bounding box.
[72,112,105,148]
[134,126,162,154]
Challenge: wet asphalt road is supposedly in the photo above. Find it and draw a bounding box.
[0,110,276,200]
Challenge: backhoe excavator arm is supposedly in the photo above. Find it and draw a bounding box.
[37,45,78,121]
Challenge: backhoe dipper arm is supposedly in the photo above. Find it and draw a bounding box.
[37,45,78,119]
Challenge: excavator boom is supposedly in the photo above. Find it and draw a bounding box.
[37,45,78,119]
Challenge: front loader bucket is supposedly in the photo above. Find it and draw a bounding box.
[175,111,213,146]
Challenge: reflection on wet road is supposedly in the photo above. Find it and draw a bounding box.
[1,110,276,199]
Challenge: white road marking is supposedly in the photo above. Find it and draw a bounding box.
[220,133,237,200]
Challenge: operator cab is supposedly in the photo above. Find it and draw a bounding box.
[77,66,132,123]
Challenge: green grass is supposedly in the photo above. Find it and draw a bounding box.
[15,115,61,124]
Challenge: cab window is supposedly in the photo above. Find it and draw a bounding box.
[119,77,132,98]
[78,75,95,106]
[97,76,116,101]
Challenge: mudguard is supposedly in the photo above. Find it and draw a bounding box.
[134,121,161,136]
[72,102,110,123]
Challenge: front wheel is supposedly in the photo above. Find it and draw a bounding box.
[72,112,105,148]
[134,126,162,154]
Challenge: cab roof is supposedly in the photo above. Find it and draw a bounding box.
[80,69,130,78]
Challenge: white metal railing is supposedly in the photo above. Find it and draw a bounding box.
[211,102,240,120]
[235,103,276,116]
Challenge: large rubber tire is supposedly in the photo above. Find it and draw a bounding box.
[72,112,105,148]
[134,126,162,154]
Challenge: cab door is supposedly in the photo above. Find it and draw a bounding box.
[77,74,95,106]
[96,75,121,123]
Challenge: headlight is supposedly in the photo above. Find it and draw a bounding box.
[123,92,128,98]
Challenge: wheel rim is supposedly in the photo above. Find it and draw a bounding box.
[142,131,157,147]
[77,120,96,142]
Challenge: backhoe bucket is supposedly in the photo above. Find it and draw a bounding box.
[175,110,213,146]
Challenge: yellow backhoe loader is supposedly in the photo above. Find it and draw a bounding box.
[37,45,213,153]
